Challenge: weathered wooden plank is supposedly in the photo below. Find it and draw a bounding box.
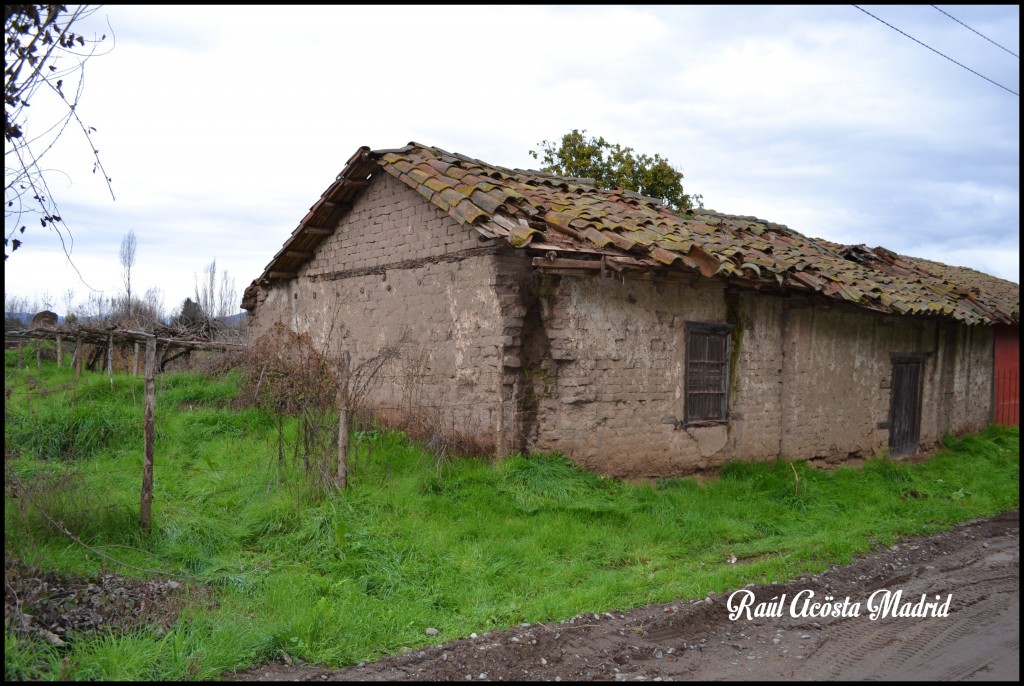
[532,256,603,271]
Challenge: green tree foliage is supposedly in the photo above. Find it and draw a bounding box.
[172,297,202,329]
[530,129,702,210]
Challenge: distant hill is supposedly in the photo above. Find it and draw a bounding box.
[217,313,246,327]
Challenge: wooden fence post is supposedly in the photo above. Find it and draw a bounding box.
[336,351,351,490]
[56,334,63,368]
[74,338,83,380]
[133,341,139,377]
[36,342,41,369]
[107,332,114,387]
[140,336,157,532]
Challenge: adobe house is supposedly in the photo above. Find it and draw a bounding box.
[242,143,1019,478]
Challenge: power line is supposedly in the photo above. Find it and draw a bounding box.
[853,5,1019,97]
[930,5,1019,59]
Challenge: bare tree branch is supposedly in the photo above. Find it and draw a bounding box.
[5,4,115,263]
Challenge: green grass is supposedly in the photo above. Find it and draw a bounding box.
[3,357,1019,680]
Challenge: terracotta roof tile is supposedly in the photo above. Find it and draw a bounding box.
[258,143,1018,326]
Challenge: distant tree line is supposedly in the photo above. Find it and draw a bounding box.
[5,246,243,338]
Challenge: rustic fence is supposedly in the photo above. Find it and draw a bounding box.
[5,325,245,377]
[6,325,246,533]
[7,324,521,522]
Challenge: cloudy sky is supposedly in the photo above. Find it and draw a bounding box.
[4,4,1019,316]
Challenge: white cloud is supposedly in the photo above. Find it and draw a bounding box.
[5,5,1018,317]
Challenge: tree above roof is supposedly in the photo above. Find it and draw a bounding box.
[530,129,701,211]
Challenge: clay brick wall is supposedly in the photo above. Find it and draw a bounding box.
[511,274,730,477]
[513,273,994,478]
[249,172,994,477]
[249,173,508,447]
[771,305,991,463]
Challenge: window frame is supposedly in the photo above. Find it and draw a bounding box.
[684,321,734,426]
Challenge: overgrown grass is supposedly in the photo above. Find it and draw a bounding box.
[4,357,1019,680]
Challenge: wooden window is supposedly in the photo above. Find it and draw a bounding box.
[685,322,733,424]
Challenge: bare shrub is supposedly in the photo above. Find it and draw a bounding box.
[233,321,413,491]
[233,323,338,491]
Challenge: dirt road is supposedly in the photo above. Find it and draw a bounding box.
[233,509,1019,681]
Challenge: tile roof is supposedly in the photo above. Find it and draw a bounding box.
[254,143,1018,326]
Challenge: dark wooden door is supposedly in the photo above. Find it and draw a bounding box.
[889,359,923,456]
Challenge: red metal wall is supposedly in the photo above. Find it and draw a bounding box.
[994,325,1019,426]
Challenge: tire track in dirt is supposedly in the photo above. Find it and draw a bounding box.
[806,578,1011,680]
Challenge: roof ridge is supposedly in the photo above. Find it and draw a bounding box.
[253,142,1017,326]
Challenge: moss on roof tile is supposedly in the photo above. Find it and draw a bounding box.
[364,143,1017,326]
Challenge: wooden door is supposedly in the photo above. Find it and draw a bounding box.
[889,358,923,456]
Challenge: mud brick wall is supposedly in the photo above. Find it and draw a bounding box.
[512,274,731,477]
[249,173,509,447]
[249,172,994,477]
[515,273,994,478]
[768,304,991,463]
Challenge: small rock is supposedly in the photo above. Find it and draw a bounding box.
[39,630,65,646]
[478,673,487,680]
[655,650,664,659]
[470,632,478,638]
[541,658,547,665]
[426,627,439,636]
[442,653,449,661]
[800,634,811,640]
[511,637,520,643]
